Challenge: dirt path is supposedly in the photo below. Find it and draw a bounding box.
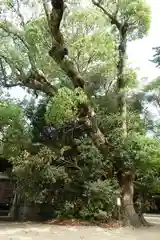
[0,222,159,240]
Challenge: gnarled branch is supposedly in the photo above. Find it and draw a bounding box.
[23,70,57,96]
[0,56,57,96]
[46,1,112,167]
[48,0,84,89]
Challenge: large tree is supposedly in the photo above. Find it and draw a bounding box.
[91,0,150,226]
[0,0,152,226]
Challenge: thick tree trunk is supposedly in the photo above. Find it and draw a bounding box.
[90,1,147,228]
[116,30,143,227]
[121,170,142,227]
[136,195,152,227]
[139,214,151,227]
[45,0,112,167]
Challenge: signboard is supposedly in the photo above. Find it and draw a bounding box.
[116,197,121,206]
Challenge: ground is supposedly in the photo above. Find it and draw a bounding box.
[0,215,159,240]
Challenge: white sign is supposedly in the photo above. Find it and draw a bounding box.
[117,197,121,206]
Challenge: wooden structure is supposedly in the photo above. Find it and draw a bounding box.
[0,172,15,216]
[0,158,39,220]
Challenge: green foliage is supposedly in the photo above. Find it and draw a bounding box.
[152,46,160,68]
[97,91,160,205]
[97,92,146,143]
[10,147,69,203]
[76,137,104,166]
[10,137,118,221]
[0,101,21,126]
[123,68,137,89]
[66,8,117,77]
[144,77,160,92]
[118,134,160,168]
[0,100,29,158]
[148,120,160,138]
[80,179,118,221]
[45,87,88,127]
[143,78,160,138]
[26,97,48,142]
[117,134,160,204]
[134,136,160,211]
[121,0,150,38]
[55,138,118,221]
[0,4,117,91]
[96,0,151,40]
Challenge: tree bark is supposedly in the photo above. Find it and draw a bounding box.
[121,170,142,227]
[117,28,127,137]
[136,195,152,227]
[116,26,143,226]
[116,28,142,227]
[139,214,152,227]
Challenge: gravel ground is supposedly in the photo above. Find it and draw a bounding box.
[0,220,159,240]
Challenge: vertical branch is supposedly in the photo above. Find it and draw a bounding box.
[92,0,128,136]
[48,0,85,88]
[49,0,65,45]
[42,0,52,37]
[15,0,25,26]
[117,24,128,137]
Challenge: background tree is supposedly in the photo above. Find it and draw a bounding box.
[142,47,160,137]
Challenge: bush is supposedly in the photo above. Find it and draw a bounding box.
[79,179,118,221]
[11,137,119,222]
